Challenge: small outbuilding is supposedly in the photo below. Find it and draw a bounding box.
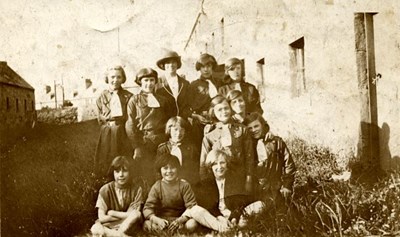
[0,61,36,146]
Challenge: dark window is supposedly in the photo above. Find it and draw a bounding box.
[31,101,34,110]
[24,99,27,111]
[6,97,10,110]
[257,58,265,85]
[289,37,306,98]
[16,99,19,112]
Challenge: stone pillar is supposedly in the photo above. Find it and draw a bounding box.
[354,13,379,168]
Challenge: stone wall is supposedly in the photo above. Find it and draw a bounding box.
[182,0,400,169]
[37,107,78,125]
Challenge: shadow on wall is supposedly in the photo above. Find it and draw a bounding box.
[380,122,400,171]
[353,122,399,183]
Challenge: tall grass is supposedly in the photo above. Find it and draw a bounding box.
[1,122,399,236]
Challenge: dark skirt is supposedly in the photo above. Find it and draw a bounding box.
[94,123,132,179]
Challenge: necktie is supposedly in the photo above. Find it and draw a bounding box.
[233,82,242,92]
[207,80,219,98]
[167,76,179,98]
[218,123,232,147]
[110,91,123,117]
[218,181,231,217]
[170,142,182,165]
[256,139,268,163]
[146,93,160,108]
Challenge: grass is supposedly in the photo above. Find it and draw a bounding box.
[1,121,400,236]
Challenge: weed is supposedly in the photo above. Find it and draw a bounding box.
[1,123,399,236]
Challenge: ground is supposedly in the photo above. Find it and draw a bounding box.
[1,120,399,237]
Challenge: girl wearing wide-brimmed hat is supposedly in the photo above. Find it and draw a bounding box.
[155,50,192,120]
[218,58,263,115]
[125,67,172,185]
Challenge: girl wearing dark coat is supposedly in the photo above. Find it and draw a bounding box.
[195,150,264,228]
[155,50,192,120]
[188,53,220,147]
[218,58,263,115]
[125,68,171,185]
[199,95,255,194]
[157,116,200,185]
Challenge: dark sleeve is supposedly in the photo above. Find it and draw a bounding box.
[248,84,263,114]
[125,96,141,149]
[188,81,200,112]
[143,182,160,219]
[179,81,193,119]
[181,181,197,209]
[128,186,144,212]
[159,95,175,123]
[281,141,296,190]
[242,127,255,176]
[96,93,107,125]
[199,131,212,179]
[156,143,169,157]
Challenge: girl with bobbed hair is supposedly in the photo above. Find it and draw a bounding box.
[199,95,255,194]
[95,66,133,180]
[142,153,199,234]
[188,53,222,149]
[218,58,263,115]
[194,150,264,228]
[155,49,192,120]
[91,156,143,237]
[125,67,172,186]
[157,116,200,185]
[226,89,247,124]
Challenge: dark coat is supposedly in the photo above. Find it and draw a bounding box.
[155,75,192,119]
[199,122,255,187]
[157,140,200,185]
[194,172,254,220]
[125,92,171,150]
[252,133,296,191]
[218,79,263,115]
[189,76,223,114]
[125,91,171,185]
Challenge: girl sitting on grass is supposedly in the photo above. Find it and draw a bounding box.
[142,153,198,234]
[195,149,265,228]
[91,156,143,237]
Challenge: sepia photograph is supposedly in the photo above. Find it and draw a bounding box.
[1,0,399,236]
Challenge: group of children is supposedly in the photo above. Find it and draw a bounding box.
[92,50,296,236]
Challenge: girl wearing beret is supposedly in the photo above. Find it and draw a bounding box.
[125,68,171,186]
[155,50,192,120]
[199,95,254,194]
[94,66,133,180]
[218,58,263,115]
